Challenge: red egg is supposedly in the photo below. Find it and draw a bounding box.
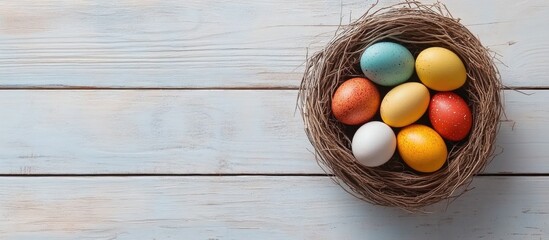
[331,77,380,125]
[428,92,472,141]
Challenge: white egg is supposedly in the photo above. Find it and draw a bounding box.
[351,121,396,167]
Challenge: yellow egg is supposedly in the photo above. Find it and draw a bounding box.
[416,47,466,91]
[397,124,447,173]
[380,82,430,128]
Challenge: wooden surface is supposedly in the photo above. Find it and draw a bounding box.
[0,90,546,175]
[0,0,547,88]
[0,0,548,239]
[1,177,548,239]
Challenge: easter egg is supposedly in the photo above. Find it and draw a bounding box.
[380,82,430,128]
[331,77,380,125]
[352,121,397,167]
[416,47,467,91]
[397,124,447,173]
[429,92,473,141]
[360,42,415,86]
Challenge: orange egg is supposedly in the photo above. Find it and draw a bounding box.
[331,77,380,125]
[397,124,447,173]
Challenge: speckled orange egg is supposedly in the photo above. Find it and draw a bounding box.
[331,77,380,125]
[429,92,473,141]
[397,124,447,173]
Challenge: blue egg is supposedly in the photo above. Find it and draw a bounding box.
[360,42,415,86]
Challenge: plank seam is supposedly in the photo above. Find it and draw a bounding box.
[0,173,547,177]
[0,87,299,90]
[0,87,547,90]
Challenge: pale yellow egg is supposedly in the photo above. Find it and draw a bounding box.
[380,82,430,128]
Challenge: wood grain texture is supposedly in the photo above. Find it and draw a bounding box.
[0,89,545,174]
[0,176,547,239]
[0,1,545,239]
[0,0,547,88]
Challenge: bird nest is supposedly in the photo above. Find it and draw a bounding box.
[298,1,502,211]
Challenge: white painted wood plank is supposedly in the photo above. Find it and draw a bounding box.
[0,89,545,174]
[0,90,313,174]
[488,90,549,173]
[0,0,546,88]
[0,176,547,239]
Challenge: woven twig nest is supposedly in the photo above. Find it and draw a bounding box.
[298,1,502,211]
